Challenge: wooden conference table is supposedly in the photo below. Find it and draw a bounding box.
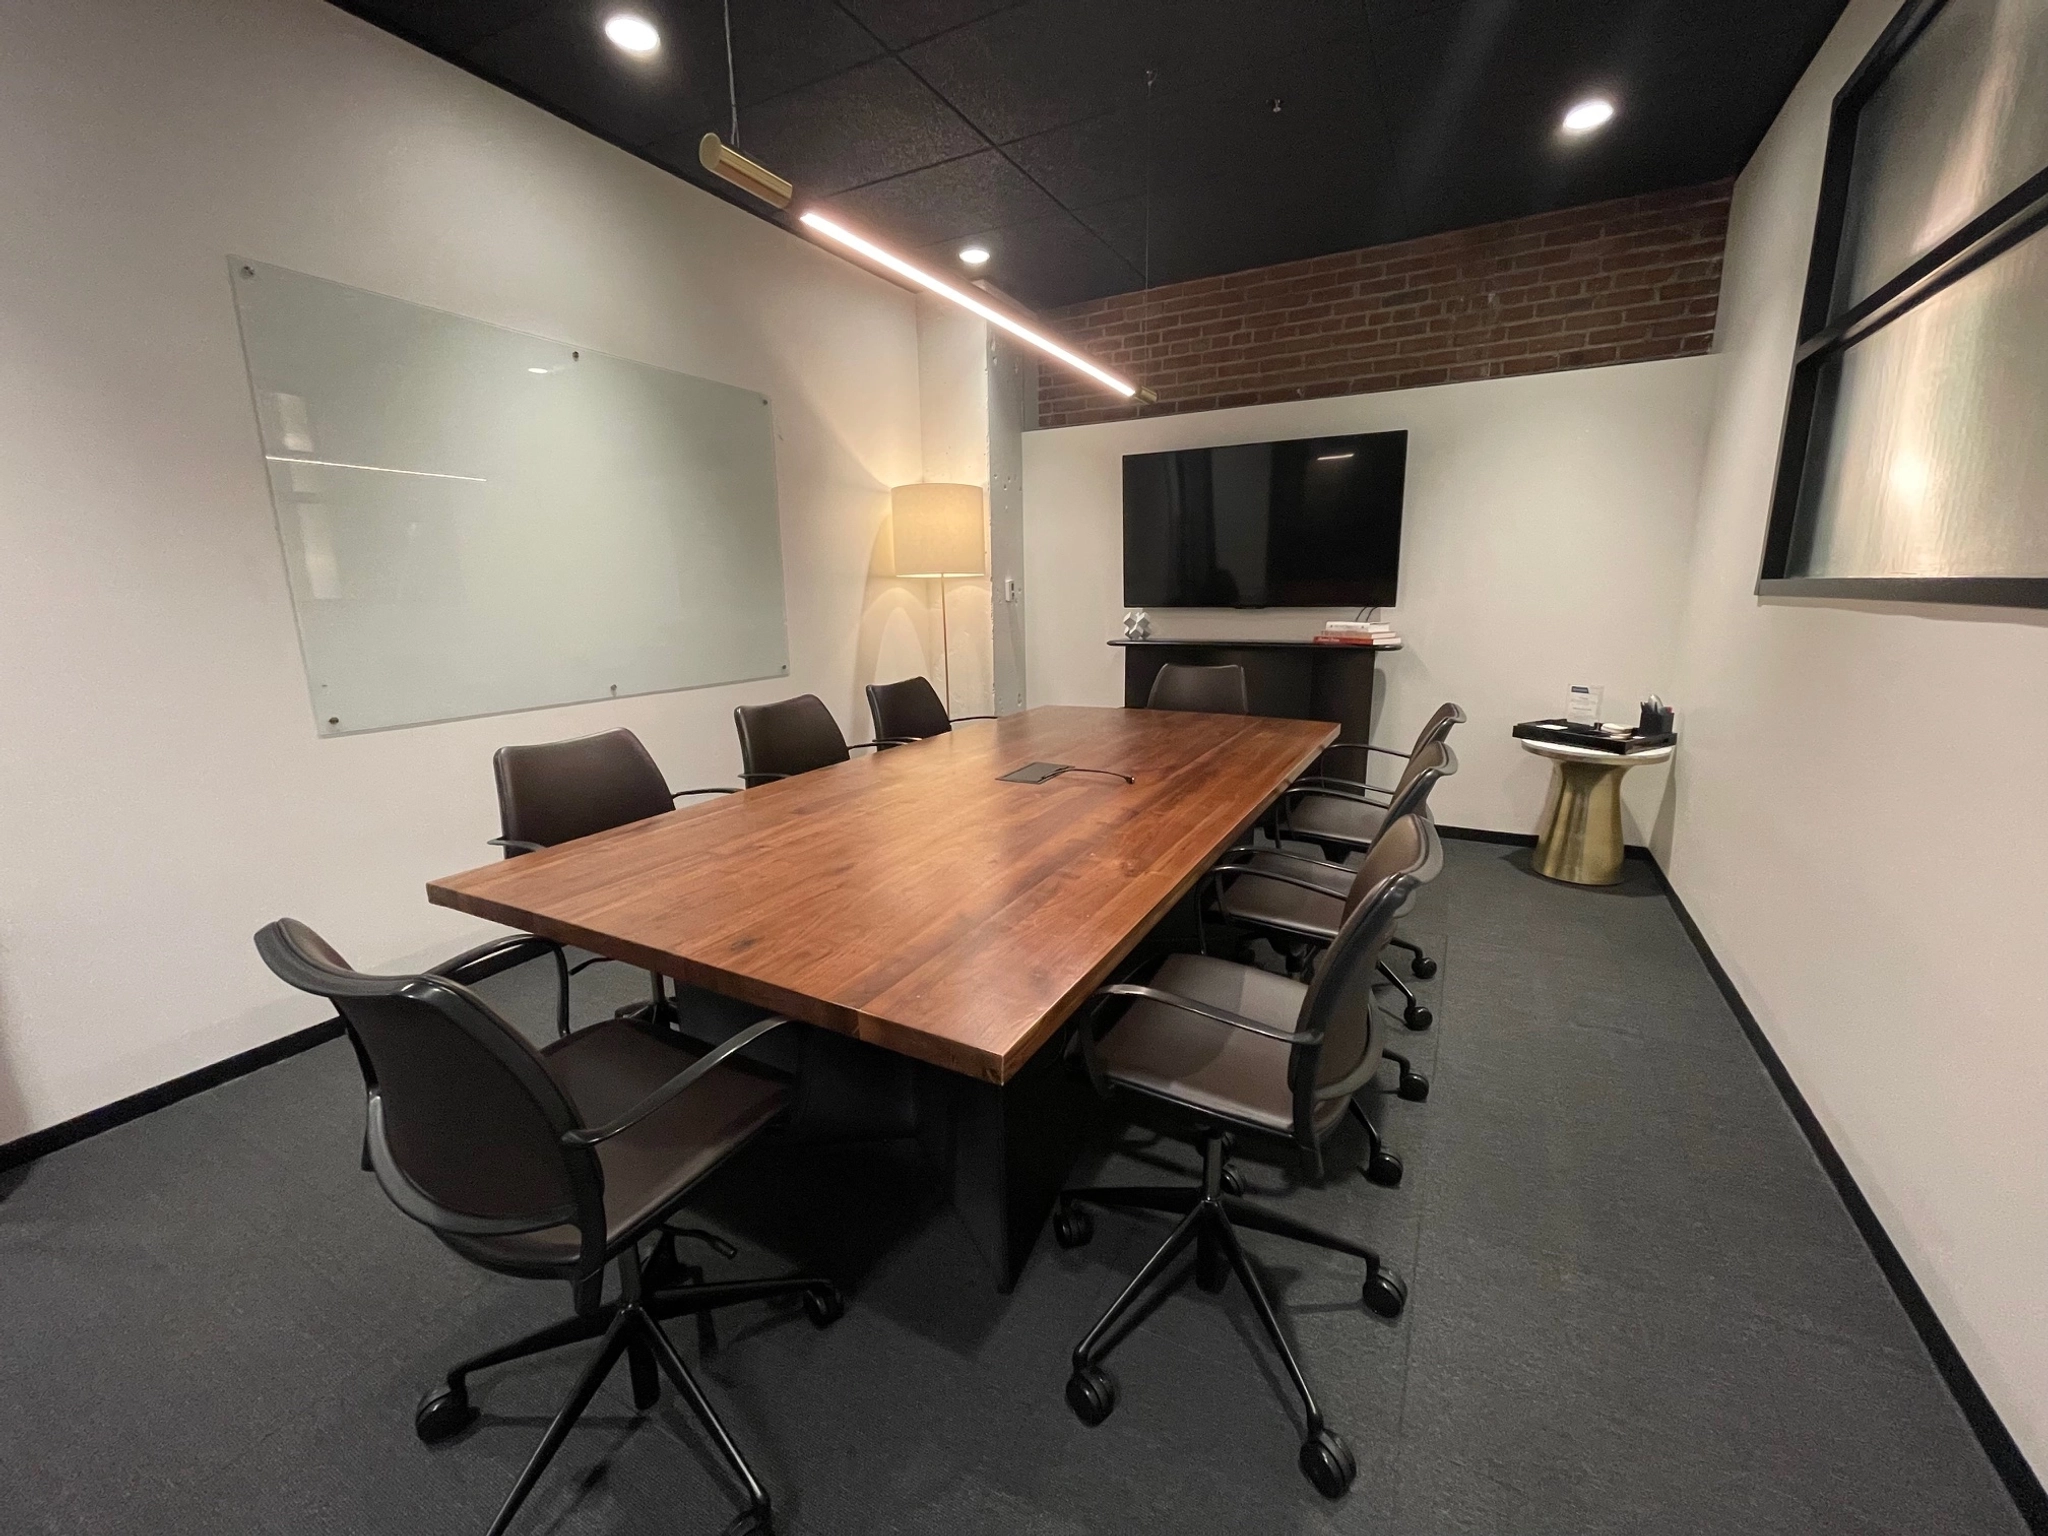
[428,704,1337,1288]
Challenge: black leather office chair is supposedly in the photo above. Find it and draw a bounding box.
[1254,740,1458,1031]
[1145,662,1249,714]
[1052,815,1438,1499]
[732,694,893,786]
[493,728,734,1031]
[1278,704,1465,998]
[254,919,840,1536]
[864,675,996,743]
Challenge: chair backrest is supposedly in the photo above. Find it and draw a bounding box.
[1409,701,1467,754]
[733,694,852,784]
[867,676,953,741]
[1293,814,1441,1115]
[494,728,674,854]
[1146,662,1249,714]
[252,919,603,1258]
[1380,739,1457,825]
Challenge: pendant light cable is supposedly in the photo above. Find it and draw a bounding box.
[723,0,738,143]
[1140,66,1155,413]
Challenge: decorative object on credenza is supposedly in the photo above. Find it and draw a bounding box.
[1317,618,1402,646]
[1123,609,1152,640]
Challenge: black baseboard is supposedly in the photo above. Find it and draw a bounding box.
[0,1018,344,1174]
[1435,823,1656,861]
[1650,861,2048,1533]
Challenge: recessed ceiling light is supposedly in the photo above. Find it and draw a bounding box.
[1561,97,1615,135]
[603,13,661,55]
[959,245,990,267]
[527,366,550,374]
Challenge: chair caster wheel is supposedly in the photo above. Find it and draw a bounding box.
[1299,1427,1357,1498]
[1053,1204,1094,1249]
[1065,1363,1118,1427]
[802,1285,844,1328]
[1220,1164,1246,1197]
[1366,1149,1403,1187]
[720,1505,773,1536]
[1403,1003,1433,1031]
[1362,1266,1408,1319]
[414,1383,477,1444]
[1411,956,1438,979]
[1398,1072,1430,1103]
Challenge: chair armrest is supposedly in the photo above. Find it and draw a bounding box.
[430,935,572,1038]
[488,836,547,855]
[948,714,999,724]
[1217,847,1357,875]
[1323,741,1408,760]
[429,934,563,986]
[1092,983,1319,1047]
[847,740,902,753]
[739,772,789,787]
[561,1016,794,1148]
[1281,781,1393,807]
[671,786,739,799]
[1203,866,1349,905]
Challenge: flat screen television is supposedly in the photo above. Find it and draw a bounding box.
[1122,430,1406,608]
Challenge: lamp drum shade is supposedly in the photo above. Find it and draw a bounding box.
[892,483,986,576]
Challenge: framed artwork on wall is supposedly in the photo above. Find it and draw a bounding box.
[1758,0,2048,607]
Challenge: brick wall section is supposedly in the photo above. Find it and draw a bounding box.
[1037,180,1732,428]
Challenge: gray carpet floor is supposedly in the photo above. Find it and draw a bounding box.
[0,840,2025,1534]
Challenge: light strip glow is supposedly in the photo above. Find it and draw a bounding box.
[1315,452,1355,461]
[266,455,485,483]
[799,211,1144,400]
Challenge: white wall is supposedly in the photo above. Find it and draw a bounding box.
[1667,0,2048,1476]
[1022,358,1720,839]
[0,0,929,1141]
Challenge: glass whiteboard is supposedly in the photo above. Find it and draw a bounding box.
[231,259,790,735]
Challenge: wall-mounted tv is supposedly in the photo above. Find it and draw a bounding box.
[1122,430,1406,608]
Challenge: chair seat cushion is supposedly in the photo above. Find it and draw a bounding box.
[1286,791,1389,847]
[1216,854,1344,939]
[447,1017,787,1272]
[1098,954,1338,1136]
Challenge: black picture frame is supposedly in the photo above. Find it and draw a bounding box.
[1756,0,2048,608]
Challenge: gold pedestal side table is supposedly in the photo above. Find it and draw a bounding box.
[1521,739,1674,886]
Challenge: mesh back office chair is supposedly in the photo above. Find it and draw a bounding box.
[732,694,893,785]
[1279,703,1465,1013]
[1052,815,1440,1499]
[1238,739,1457,1033]
[1144,662,1250,714]
[254,919,840,1536]
[493,728,735,1030]
[864,675,996,742]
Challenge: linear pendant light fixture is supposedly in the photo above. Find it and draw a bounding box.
[699,134,793,209]
[799,211,1154,403]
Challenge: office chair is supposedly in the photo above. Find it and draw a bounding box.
[1052,814,1439,1499]
[1278,704,1465,1001]
[1197,762,1457,1154]
[1252,740,1458,1031]
[493,728,735,1031]
[253,919,841,1536]
[864,675,996,742]
[732,694,895,786]
[1144,661,1249,714]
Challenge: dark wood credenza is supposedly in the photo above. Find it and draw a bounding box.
[1109,637,1399,741]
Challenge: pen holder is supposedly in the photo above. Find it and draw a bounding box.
[1637,701,1674,735]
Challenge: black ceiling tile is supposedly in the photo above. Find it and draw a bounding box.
[913,211,1140,311]
[835,0,1023,50]
[331,0,557,55]
[819,149,1066,248]
[1009,34,1392,213]
[729,0,886,106]
[904,0,1373,147]
[663,56,985,195]
[462,0,728,147]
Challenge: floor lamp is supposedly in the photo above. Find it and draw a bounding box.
[891,482,986,715]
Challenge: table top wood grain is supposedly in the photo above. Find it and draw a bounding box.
[427,705,1336,1083]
